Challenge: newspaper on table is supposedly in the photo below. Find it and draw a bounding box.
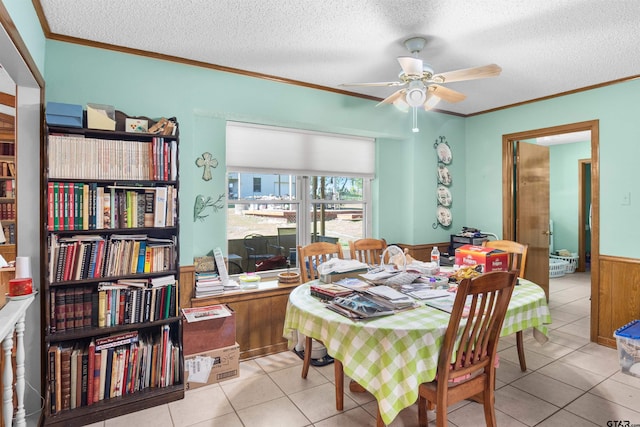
[181,304,232,323]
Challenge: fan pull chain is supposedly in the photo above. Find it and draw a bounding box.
[412,107,419,133]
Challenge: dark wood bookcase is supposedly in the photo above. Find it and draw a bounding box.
[41,123,182,426]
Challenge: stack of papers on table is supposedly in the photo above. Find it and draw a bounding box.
[363,285,416,310]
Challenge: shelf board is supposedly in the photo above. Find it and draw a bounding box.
[45,316,182,342]
[47,125,178,141]
[48,226,178,235]
[43,384,184,427]
[49,270,179,287]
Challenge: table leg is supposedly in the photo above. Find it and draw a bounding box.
[334,359,343,410]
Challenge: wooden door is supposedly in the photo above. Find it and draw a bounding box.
[516,141,550,296]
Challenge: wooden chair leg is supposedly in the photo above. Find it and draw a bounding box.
[376,407,386,427]
[334,359,344,410]
[301,336,312,378]
[516,330,527,371]
[418,394,428,427]
[349,380,366,393]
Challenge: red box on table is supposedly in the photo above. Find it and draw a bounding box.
[454,245,509,272]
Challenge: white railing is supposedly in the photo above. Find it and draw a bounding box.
[0,294,35,427]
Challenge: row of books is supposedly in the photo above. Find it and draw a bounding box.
[47,326,180,414]
[0,178,14,197]
[2,222,15,244]
[0,161,15,178]
[0,201,15,220]
[46,182,177,231]
[0,143,14,156]
[49,279,177,333]
[48,234,176,283]
[48,134,177,181]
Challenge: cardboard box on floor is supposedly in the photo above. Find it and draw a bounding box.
[184,342,240,390]
[182,304,236,354]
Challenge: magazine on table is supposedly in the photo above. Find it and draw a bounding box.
[362,285,416,310]
[328,292,395,319]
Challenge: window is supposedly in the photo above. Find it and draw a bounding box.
[226,122,375,275]
[253,177,261,193]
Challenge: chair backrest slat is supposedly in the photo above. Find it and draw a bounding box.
[482,239,528,278]
[349,238,387,265]
[440,270,518,382]
[298,242,343,283]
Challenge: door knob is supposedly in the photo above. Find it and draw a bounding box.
[543,230,553,236]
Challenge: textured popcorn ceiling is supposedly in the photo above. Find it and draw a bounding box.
[38,0,640,115]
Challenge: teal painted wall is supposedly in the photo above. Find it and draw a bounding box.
[465,79,640,258]
[4,0,46,74]
[549,140,590,253]
[44,41,465,264]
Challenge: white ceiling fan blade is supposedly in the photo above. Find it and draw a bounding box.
[428,84,466,103]
[340,81,406,87]
[423,92,442,110]
[376,89,406,106]
[397,56,423,77]
[432,64,502,84]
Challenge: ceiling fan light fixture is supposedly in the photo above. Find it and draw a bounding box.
[405,80,427,107]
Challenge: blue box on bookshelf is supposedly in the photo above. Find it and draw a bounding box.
[46,102,83,128]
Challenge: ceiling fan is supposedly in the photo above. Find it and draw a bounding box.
[341,37,502,131]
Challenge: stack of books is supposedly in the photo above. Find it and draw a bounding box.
[194,272,224,298]
[309,282,353,301]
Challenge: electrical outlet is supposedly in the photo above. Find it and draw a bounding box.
[622,192,631,206]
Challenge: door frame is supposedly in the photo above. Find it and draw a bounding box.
[502,120,599,342]
[578,159,591,273]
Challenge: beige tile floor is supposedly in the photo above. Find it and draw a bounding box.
[89,272,640,426]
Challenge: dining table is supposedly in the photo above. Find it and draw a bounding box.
[283,277,552,425]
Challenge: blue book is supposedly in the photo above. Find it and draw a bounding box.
[136,241,147,273]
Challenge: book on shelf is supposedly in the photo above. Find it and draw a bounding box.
[60,346,72,411]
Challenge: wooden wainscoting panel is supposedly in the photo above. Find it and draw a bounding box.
[180,265,195,309]
[190,279,296,359]
[395,242,450,263]
[597,255,640,347]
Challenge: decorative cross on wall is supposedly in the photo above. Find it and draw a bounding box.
[195,152,218,181]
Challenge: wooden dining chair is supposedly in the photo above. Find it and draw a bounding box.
[296,242,343,380]
[349,238,387,265]
[410,270,518,427]
[482,239,529,371]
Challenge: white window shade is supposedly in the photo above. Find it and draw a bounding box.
[226,122,375,178]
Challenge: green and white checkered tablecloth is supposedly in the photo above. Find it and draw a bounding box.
[283,279,551,425]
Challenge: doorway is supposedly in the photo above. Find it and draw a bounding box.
[502,120,600,342]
